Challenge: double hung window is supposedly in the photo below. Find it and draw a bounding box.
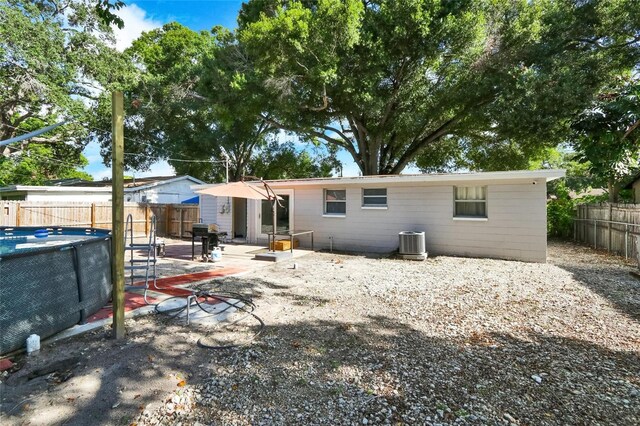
[362,188,387,208]
[454,186,487,218]
[324,189,346,215]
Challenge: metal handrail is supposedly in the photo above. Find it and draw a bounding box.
[573,218,640,228]
[572,218,640,259]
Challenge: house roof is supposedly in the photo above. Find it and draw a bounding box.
[624,171,640,189]
[193,169,565,189]
[61,175,206,190]
[0,175,206,194]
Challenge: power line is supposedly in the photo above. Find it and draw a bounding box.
[5,121,228,165]
[84,123,229,164]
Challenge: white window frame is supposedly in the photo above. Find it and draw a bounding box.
[453,186,488,219]
[323,189,346,216]
[362,188,387,209]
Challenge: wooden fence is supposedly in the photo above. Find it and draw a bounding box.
[574,203,640,262]
[0,201,199,238]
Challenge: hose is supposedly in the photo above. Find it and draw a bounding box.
[152,288,265,350]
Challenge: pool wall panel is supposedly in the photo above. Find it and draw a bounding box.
[0,228,112,355]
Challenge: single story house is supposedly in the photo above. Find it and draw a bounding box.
[0,175,205,203]
[196,169,565,263]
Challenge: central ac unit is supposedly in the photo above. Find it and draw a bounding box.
[398,231,427,260]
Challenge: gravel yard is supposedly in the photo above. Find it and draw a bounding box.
[1,241,639,425]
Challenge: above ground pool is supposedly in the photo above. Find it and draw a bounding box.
[0,227,112,355]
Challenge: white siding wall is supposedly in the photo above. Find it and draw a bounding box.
[128,179,200,204]
[199,194,218,224]
[217,198,233,235]
[198,195,233,234]
[262,178,547,262]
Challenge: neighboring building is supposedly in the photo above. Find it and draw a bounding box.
[625,173,640,203]
[196,169,565,263]
[0,175,206,203]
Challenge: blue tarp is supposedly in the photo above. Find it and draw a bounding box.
[181,196,199,204]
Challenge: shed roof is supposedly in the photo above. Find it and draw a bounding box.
[0,175,206,194]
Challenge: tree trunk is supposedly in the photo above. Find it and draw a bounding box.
[608,179,620,203]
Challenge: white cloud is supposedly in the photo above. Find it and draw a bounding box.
[112,4,162,52]
[86,161,175,181]
[91,167,113,181]
[134,161,176,177]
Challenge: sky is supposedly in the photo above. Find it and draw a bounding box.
[83,1,412,180]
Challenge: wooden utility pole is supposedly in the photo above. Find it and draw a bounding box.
[111,91,125,339]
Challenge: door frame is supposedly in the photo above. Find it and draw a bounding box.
[232,197,247,239]
[256,189,294,239]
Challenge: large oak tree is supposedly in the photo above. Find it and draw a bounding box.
[0,0,131,184]
[93,23,339,182]
[235,0,640,175]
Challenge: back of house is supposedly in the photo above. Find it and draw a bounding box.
[197,169,565,262]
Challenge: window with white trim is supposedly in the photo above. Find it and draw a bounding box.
[324,189,346,215]
[454,186,487,218]
[362,188,387,207]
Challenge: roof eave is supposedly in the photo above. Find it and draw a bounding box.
[126,175,206,191]
[265,169,567,186]
[191,170,566,190]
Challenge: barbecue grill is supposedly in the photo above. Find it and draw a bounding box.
[191,223,226,261]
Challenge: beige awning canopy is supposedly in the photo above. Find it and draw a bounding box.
[196,181,281,200]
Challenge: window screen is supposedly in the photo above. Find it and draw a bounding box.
[324,189,346,214]
[454,186,487,218]
[362,188,387,207]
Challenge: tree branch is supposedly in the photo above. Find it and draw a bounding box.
[624,119,639,139]
[321,125,352,144]
[391,116,460,174]
[11,111,35,127]
[305,84,329,112]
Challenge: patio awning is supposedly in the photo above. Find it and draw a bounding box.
[196,181,280,200]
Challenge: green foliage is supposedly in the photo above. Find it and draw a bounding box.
[568,75,640,202]
[91,22,340,182]
[237,0,640,175]
[93,0,126,29]
[0,0,131,184]
[0,147,92,186]
[546,181,576,238]
[92,23,220,175]
[249,140,340,179]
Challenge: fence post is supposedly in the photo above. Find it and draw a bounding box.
[144,205,150,236]
[15,203,20,227]
[179,207,184,238]
[91,203,96,228]
[608,203,612,253]
[625,224,629,259]
[585,204,589,245]
[594,220,597,249]
[165,205,171,237]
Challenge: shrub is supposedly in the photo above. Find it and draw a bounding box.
[547,183,576,238]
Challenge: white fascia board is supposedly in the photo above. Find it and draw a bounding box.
[129,175,206,192]
[264,169,566,187]
[0,185,113,193]
[189,169,566,191]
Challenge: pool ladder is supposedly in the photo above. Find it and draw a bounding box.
[124,213,158,304]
